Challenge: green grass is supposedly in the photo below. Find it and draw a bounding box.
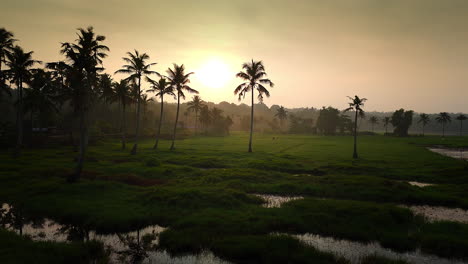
[1,132,468,263]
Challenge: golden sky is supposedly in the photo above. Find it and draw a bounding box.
[2,0,468,113]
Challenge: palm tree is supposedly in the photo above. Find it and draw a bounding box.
[61,26,109,182]
[110,80,132,149]
[147,77,174,149]
[166,64,198,150]
[435,112,451,137]
[187,95,204,135]
[382,117,391,134]
[234,60,274,152]
[5,46,41,156]
[115,50,158,154]
[344,95,367,159]
[418,113,430,136]
[456,114,467,136]
[98,73,113,104]
[199,105,212,133]
[0,28,16,98]
[275,106,287,130]
[369,116,378,132]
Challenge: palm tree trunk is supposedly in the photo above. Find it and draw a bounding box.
[442,124,445,137]
[353,110,358,159]
[130,76,141,155]
[122,102,126,150]
[14,78,23,157]
[154,96,164,149]
[195,109,198,135]
[70,107,88,182]
[422,124,425,136]
[460,121,463,136]
[248,87,254,153]
[170,94,180,150]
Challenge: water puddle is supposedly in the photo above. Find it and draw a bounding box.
[253,194,304,208]
[285,233,468,264]
[402,205,468,223]
[1,203,230,264]
[428,147,467,160]
[407,181,435,187]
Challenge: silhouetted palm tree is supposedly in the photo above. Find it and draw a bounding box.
[344,95,367,159]
[456,114,467,136]
[382,117,391,134]
[275,106,287,130]
[0,28,16,98]
[110,80,132,149]
[61,26,109,181]
[98,73,113,105]
[234,60,274,152]
[147,77,174,149]
[369,116,378,132]
[166,64,198,150]
[5,46,41,156]
[199,105,211,133]
[187,95,204,135]
[115,50,158,154]
[435,112,451,137]
[418,113,430,136]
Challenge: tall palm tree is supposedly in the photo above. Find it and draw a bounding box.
[435,112,451,137]
[234,60,274,152]
[61,26,109,182]
[187,95,204,135]
[275,106,288,130]
[147,77,174,149]
[140,93,153,125]
[369,116,378,132]
[199,105,211,134]
[382,117,391,134]
[344,95,367,159]
[115,50,158,154]
[110,80,132,149]
[0,28,16,98]
[418,113,430,136]
[456,114,467,136]
[98,73,113,104]
[166,64,198,150]
[5,46,41,156]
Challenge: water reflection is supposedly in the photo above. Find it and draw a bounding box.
[401,205,468,223]
[428,147,467,160]
[253,194,304,208]
[407,181,435,187]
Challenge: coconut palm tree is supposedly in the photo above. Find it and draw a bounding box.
[166,64,198,150]
[344,95,367,159]
[234,60,274,152]
[61,26,109,182]
[115,50,158,154]
[199,105,211,134]
[5,46,41,156]
[418,113,430,136]
[435,112,451,137]
[369,116,378,132]
[98,73,113,104]
[147,77,174,149]
[382,117,391,134]
[110,80,132,149]
[275,106,287,130]
[456,114,467,136]
[187,95,204,135]
[0,28,16,98]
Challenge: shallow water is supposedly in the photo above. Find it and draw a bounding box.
[253,194,304,208]
[428,147,467,160]
[402,205,468,223]
[287,233,468,264]
[407,181,435,187]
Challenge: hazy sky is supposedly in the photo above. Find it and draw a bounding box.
[2,0,468,113]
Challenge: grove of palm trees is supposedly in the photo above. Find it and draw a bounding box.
[1,13,468,264]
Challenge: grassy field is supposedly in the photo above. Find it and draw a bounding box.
[1,132,468,263]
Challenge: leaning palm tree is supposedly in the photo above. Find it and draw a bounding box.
[187,95,204,135]
[110,80,132,149]
[275,106,288,130]
[166,64,198,150]
[369,116,378,132]
[234,60,274,152]
[418,113,430,136]
[5,46,41,156]
[382,117,391,134]
[435,112,451,137]
[456,114,467,136]
[147,77,174,149]
[61,26,109,182]
[0,28,16,98]
[115,50,158,155]
[344,95,367,159]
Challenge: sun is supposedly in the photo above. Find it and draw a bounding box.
[196,58,233,89]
